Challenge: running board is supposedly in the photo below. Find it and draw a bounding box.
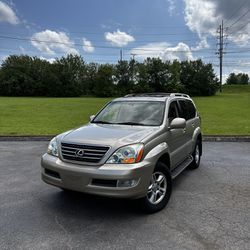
[171,155,193,179]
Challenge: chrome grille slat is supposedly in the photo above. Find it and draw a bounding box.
[61,142,109,163]
[61,149,76,154]
[61,152,102,159]
[61,145,107,153]
[61,150,104,157]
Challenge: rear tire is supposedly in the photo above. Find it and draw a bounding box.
[189,140,201,169]
[138,162,172,213]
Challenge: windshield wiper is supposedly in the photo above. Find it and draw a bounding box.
[92,121,146,126]
[115,122,146,126]
[92,120,112,124]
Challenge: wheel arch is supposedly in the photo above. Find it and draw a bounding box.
[156,153,171,170]
[192,127,202,155]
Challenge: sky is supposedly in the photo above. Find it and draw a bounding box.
[1,0,250,81]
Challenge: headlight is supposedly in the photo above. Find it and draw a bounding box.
[47,137,58,157]
[106,144,144,164]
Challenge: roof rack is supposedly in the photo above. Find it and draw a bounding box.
[124,93,171,97]
[124,93,190,98]
[170,93,190,98]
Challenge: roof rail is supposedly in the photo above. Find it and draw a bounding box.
[124,93,190,98]
[170,93,190,98]
[124,93,171,97]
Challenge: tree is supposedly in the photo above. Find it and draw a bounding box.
[84,63,98,95]
[143,58,170,92]
[0,55,54,96]
[0,54,221,97]
[166,60,185,92]
[226,73,249,85]
[114,60,135,95]
[53,54,86,96]
[93,64,115,97]
[180,60,219,96]
[133,62,153,93]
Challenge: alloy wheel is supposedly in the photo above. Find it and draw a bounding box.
[147,171,167,205]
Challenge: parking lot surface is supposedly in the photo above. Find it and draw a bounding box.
[0,141,249,250]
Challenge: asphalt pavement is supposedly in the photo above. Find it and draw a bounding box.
[0,141,249,250]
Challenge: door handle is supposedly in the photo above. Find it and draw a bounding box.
[183,128,186,133]
[192,123,195,127]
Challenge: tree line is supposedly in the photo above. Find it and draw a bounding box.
[0,54,220,97]
[226,72,249,85]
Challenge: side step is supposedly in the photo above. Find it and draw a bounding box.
[171,155,193,179]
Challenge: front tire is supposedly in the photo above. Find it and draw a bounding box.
[139,162,172,213]
[189,140,201,169]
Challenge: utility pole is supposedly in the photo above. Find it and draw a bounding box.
[130,53,137,84]
[120,49,123,61]
[216,20,225,92]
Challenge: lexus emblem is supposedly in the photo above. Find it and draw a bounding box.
[75,149,85,157]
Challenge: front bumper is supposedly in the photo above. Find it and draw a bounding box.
[41,153,154,199]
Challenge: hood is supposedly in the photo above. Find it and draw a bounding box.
[61,123,158,147]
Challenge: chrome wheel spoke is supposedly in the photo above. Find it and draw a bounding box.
[147,184,153,194]
[147,171,167,205]
[149,192,156,203]
[195,145,199,164]
[159,187,165,194]
[156,175,164,184]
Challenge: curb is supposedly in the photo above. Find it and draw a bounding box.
[0,136,53,141]
[0,135,250,142]
[202,136,250,142]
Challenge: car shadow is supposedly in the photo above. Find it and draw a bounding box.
[44,188,147,220]
[41,165,204,219]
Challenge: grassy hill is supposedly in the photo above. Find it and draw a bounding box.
[0,85,249,136]
[193,85,250,135]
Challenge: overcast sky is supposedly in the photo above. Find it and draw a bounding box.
[0,0,250,80]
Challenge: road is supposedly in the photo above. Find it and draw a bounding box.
[0,141,249,250]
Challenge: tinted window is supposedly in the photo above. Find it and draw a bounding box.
[187,100,196,119]
[178,100,196,120]
[168,101,179,122]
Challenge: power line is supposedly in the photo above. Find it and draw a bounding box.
[227,8,250,30]
[0,35,218,52]
[0,47,130,57]
[0,32,210,44]
[225,0,249,24]
[232,20,250,34]
[0,27,211,37]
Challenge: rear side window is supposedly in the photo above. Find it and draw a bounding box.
[178,100,196,120]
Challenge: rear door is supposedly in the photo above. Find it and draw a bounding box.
[178,99,197,155]
[166,100,188,168]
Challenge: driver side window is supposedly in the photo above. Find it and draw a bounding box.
[168,101,179,122]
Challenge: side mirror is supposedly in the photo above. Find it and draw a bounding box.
[169,118,186,130]
[89,115,95,122]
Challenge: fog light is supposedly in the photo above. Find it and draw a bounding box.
[117,179,139,188]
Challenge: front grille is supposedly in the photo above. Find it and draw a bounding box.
[61,142,109,163]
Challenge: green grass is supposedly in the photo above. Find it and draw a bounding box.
[193,85,250,135]
[0,85,249,135]
[0,97,112,135]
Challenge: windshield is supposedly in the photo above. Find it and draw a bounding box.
[92,101,165,126]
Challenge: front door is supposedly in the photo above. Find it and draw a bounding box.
[166,100,188,169]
